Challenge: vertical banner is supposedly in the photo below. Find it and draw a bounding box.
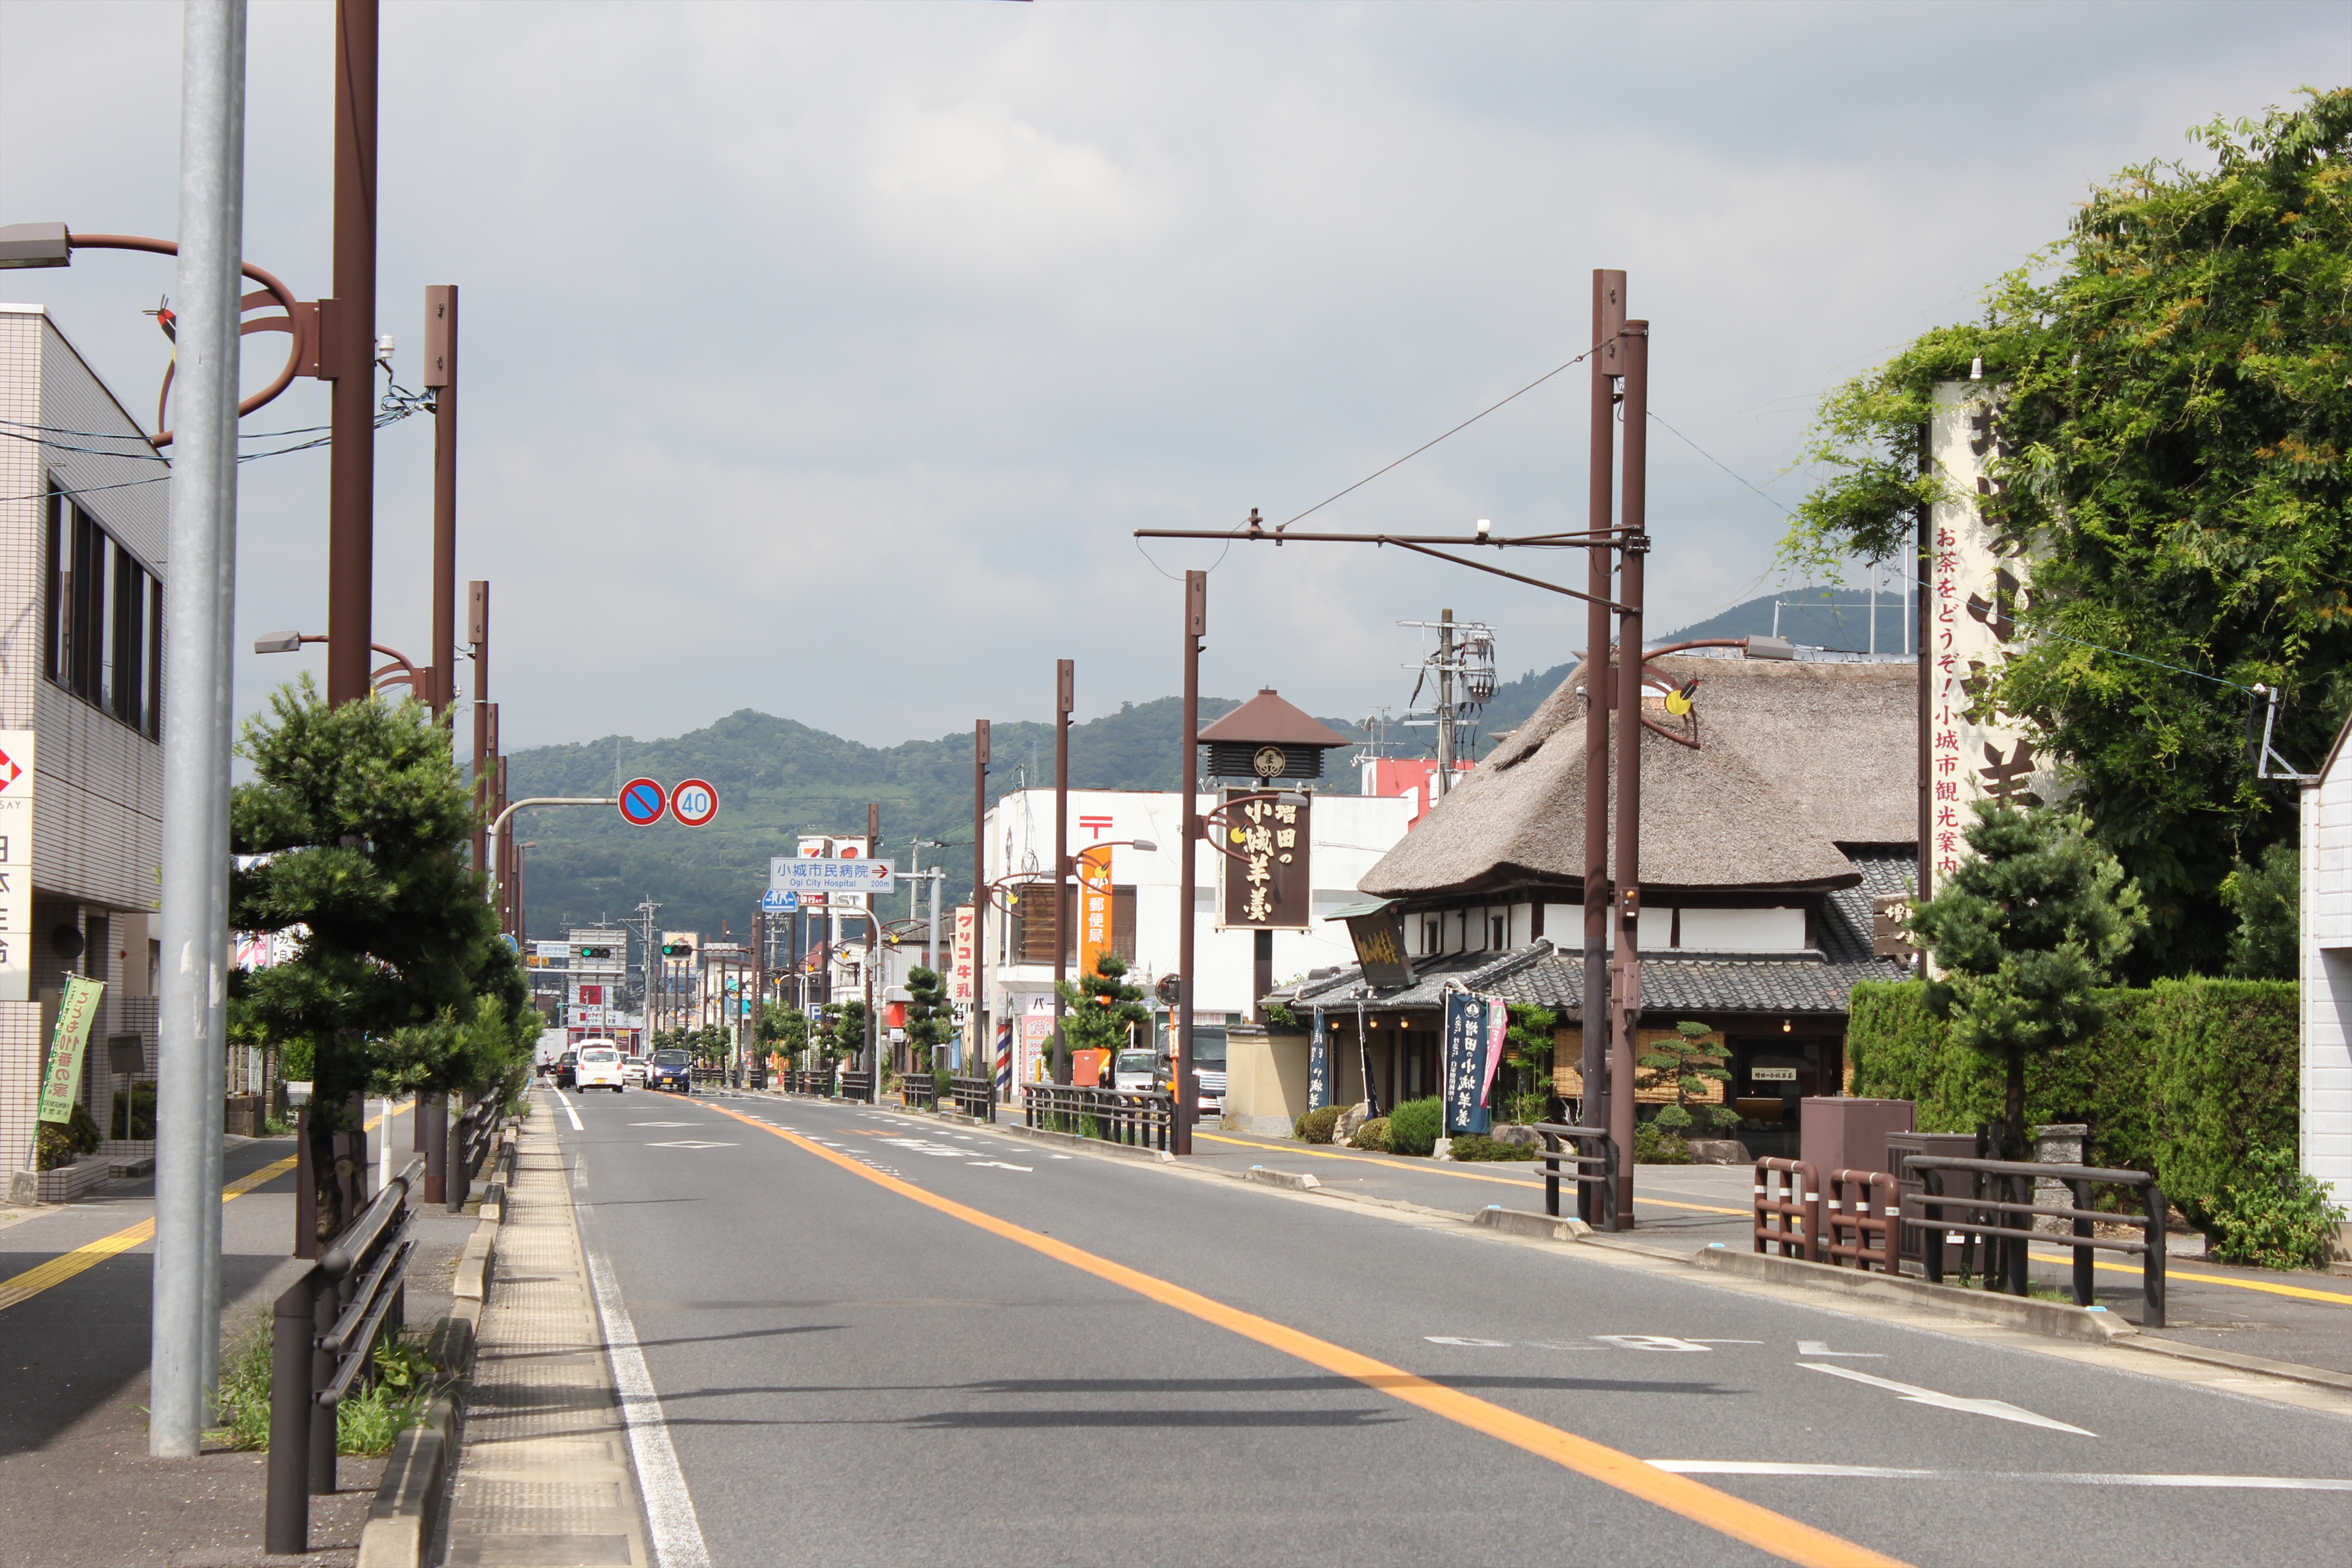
[1307,1007,1329,1111]
[1219,788,1310,928]
[1020,995,1056,1087]
[0,730,32,1002]
[1077,846,1114,981]
[1442,992,1491,1136]
[38,975,106,1124]
[950,903,977,1005]
[1480,992,1511,1112]
[1929,382,2049,891]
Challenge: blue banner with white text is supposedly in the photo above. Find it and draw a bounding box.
[1442,993,1491,1135]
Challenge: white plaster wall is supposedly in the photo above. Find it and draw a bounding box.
[1672,905,1808,953]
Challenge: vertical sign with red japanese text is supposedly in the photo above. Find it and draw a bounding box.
[950,903,977,1005]
[1218,788,1311,929]
[1929,382,2049,893]
[0,731,32,1002]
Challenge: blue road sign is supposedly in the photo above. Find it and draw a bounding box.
[619,777,667,827]
[761,889,800,913]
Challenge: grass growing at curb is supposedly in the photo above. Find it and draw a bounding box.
[210,1318,446,1456]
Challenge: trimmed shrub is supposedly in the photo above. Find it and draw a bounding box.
[1846,977,2296,1222]
[1633,1122,1693,1165]
[2208,1145,2348,1271]
[1295,1105,1342,1144]
[1351,1116,1392,1152]
[1387,1096,1441,1157]
[1448,1132,1536,1162]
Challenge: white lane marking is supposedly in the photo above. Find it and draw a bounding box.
[1686,1339,1765,1345]
[629,1122,699,1128]
[1049,1154,1073,1160]
[1593,1335,1712,1353]
[968,1161,1033,1172]
[1798,1340,1885,1358]
[551,1087,583,1130]
[1649,1462,2351,1490]
[1800,1363,2095,1436]
[644,1141,737,1150]
[1426,1336,1511,1347]
[584,1245,713,1568]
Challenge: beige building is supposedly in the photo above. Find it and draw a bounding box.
[1,303,166,1203]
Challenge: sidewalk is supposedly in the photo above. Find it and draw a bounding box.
[0,1104,486,1568]
[438,1097,653,1568]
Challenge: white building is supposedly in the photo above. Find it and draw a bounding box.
[978,785,1416,1086]
[2298,720,2352,1249]
[1,304,168,1202]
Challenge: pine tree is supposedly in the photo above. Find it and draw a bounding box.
[1055,952,1151,1061]
[1907,801,2148,1154]
[1636,1021,1738,1137]
[904,966,950,1075]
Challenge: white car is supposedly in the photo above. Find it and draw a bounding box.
[574,1041,627,1092]
[622,1058,649,1087]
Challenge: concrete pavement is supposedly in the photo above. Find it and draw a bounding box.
[537,1086,2352,1568]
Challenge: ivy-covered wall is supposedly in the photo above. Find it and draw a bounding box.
[1846,978,2298,1222]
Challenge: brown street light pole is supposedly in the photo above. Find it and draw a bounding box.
[867,801,882,1101]
[1174,571,1205,1156]
[972,719,991,1112]
[1051,659,1073,1085]
[1581,269,1624,1216]
[1609,318,1650,1226]
[470,581,490,871]
[423,285,458,716]
[326,0,378,705]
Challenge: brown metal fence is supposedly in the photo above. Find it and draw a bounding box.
[1753,1158,1819,1260]
[1821,1168,1896,1273]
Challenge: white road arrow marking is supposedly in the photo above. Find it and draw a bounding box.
[1593,1335,1712,1353]
[1798,1340,1886,1358]
[968,1161,1033,1172]
[644,1141,738,1150]
[1426,1336,1511,1347]
[1800,1363,2094,1435]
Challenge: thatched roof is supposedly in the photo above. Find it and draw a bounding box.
[1360,653,1914,900]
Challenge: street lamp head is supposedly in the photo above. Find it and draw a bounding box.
[1275,792,1309,807]
[0,222,71,269]
[1127,838,1158,853]
[253,630,305,654]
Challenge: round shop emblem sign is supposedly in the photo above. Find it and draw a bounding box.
[1252,745,1287,778]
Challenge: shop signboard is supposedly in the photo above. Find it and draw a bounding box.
[1218,787,1309,930]
[38,975,105,1124]
[0,731,32,1002]
[1441,991,1494,1136]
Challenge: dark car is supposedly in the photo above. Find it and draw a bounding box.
[649,1049,693,1093]
[553,1051,579,1089]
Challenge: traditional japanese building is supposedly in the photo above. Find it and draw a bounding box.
[1271,647,1916,1155]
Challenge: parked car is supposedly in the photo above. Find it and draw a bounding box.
[574,1041,627,1092]
[553,1051,579,1089]
[1112,1049,1159,1092]
[649,1049,694,1093]
[1189,1026,1228,1112]
[622,1057,649,1087]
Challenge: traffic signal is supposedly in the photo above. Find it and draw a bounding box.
[660,938,694,958]
[576,945,614,959]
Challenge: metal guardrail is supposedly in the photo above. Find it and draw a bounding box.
[1022,1084,1174,1152]
[1753,1158,1820,1260]
[1822,1167,1896,1273]
[948,1075,995,1121]
[1531,1123,1618,1231]
[841,1069,874,1101]
[268,1156,423,1555]
[898,1075,940,1112]
[690,1066,727,1086]
[448,1097,501,1213]
[1903,1154,2167,1325]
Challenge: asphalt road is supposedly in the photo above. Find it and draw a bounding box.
[555,1088,2352,1568]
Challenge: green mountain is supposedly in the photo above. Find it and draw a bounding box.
[507,697,1367,945]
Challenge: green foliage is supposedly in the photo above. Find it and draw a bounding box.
[1446,1132,1536,1162]
[112,1081,156,1140]
[1295,1105,1342,1144]
[1054,952,1151,1059]
[1266,1002,1299,1029]
[759,1002,810,1055]
[904,966,951,1072]
[375,992,537,1111]
[1635,1021,1739,1136]
[1781,90,2352,976]
[1847,976,2298,1222]
[1909,802,2146,1149]
[211,1318,274,1450]
[2220,842,2299,979]
[2208,1145,2348,1271]
[1633,1121,1695,1165]
[1387,1096,1441,1157]
[1350,1115,1392,1153]
[38,1102,104,1167]
[828,1001,869,1062]
[1496,1004,1559,1126]
[210,1322,444,1455]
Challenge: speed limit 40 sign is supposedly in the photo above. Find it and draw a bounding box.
[669,778,720,827]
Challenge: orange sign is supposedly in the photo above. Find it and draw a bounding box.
[1077,845,1115,981]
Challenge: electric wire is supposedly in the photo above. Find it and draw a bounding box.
[3,387,429,502]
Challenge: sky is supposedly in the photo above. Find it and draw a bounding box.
[2,1,2343,751]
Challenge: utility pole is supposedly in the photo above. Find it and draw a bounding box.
[325,0,377,705]
[152,0,245,1459]
[1610,318,1651,1225]
[972,719,990,1112]
[1435,609,1456,798]
[470,581,490,872]
[1580,269,1624,1222]
[1052,660,1073,1084]
[867,801,881,1101]
[423,285,457,716]
[1174,573,1205,1156]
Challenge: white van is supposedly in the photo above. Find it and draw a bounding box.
[574,1040,627,1092]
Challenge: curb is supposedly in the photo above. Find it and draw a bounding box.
[1244,1165,1322,1192]
[1688,1245,2134,1343]
[1475,1204,1592,1243]
[361,1122,513,1568]
[2116,1332,2352,1393]
[983,1118,1176,1164]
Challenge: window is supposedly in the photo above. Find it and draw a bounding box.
[1423,918,1440,955]
[44,484,161,738]
[1488,914,1507,950]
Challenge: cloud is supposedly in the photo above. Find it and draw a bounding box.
[2,0,2341,751]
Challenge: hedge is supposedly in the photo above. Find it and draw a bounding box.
[1846,977,2297,1225]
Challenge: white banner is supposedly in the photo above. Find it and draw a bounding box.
[0,731,32,1002]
